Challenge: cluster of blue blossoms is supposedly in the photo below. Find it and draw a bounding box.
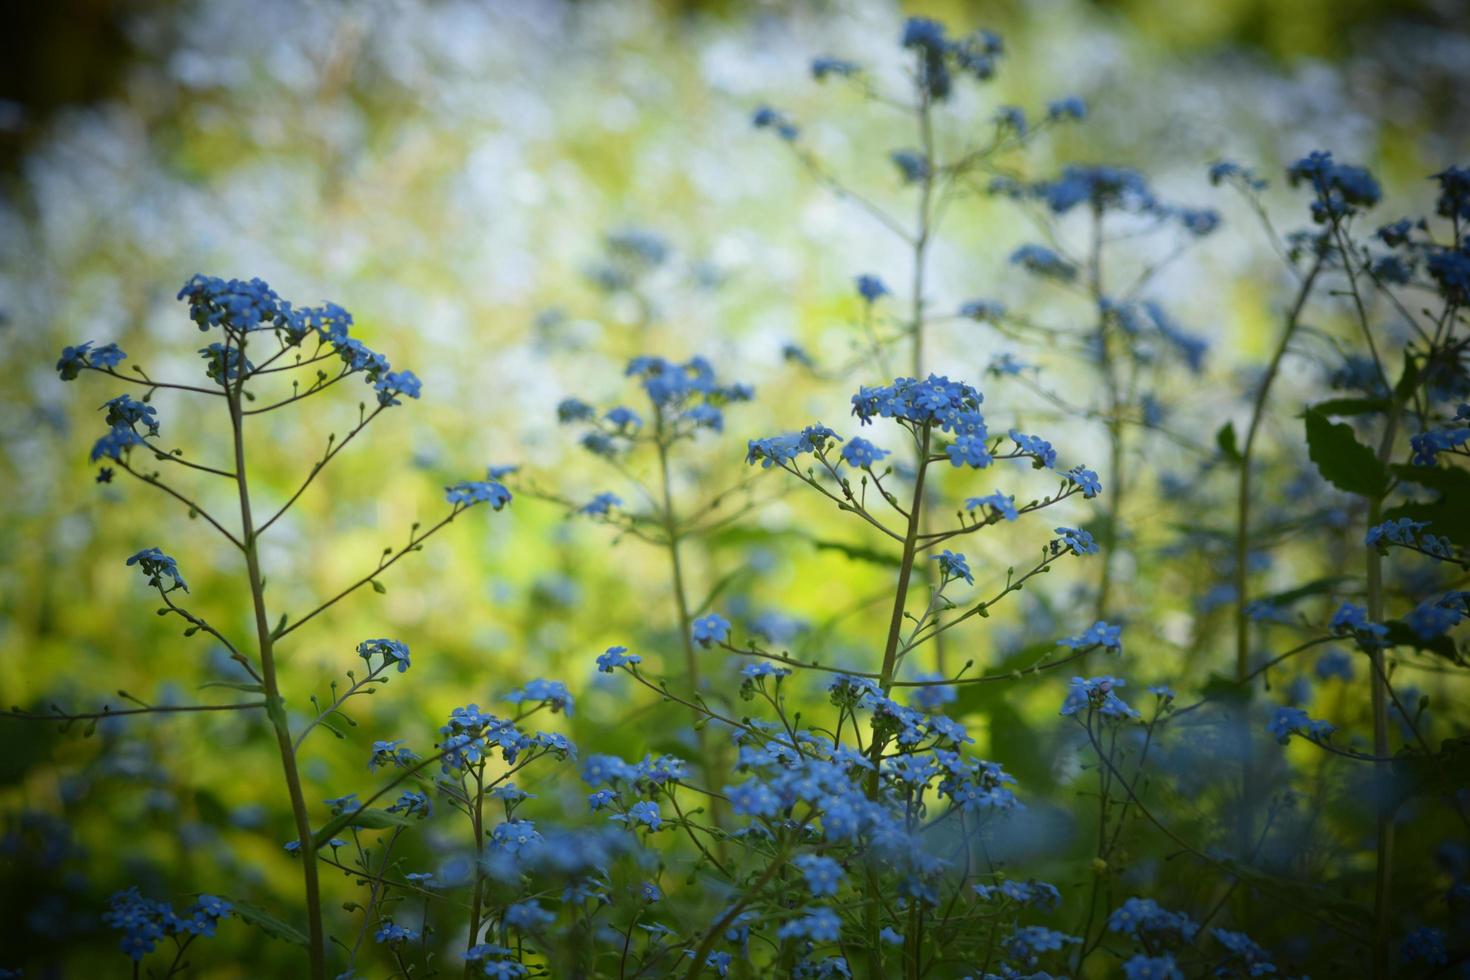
[102,888,233,961]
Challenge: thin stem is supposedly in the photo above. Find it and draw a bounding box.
[277,508,461,639]
[227,347,326,979]
[257,405,386,535]
[1231,253,1324,860]
[116,460,244,550]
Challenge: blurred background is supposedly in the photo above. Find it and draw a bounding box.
[2,0,1468,975]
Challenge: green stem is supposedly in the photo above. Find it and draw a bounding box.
[1087,205,1124,621]
[864,424,933,974]
[465,766,486,977]
[1231,255,1325,858]
[227,345,326,980]
[654,413,725,839]
[1366,399,1404,980]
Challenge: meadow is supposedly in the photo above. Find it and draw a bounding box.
[1,2,1467,977]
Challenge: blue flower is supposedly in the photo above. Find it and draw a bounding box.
[854,274,889,303]
[1059,621,1122,655]
[1047,96,1087,120]
[1004,925,1081,965]
[933,549,973,585]
[387,790,430,817]
[995,105,1026,133]
[1410,426,1470,466]
[1108,897,1198,941]
[1122,954,1183,980]
[777,907,841,942]
[811,57,860,80]
[357,638,411,673]
[1067,466,1102,498]
[503,901,553,932]
[1054,526,1098,556]
[587,789,618,811]
[1009,430,1057,468]
[752,105,799,141]
[615,800,663,831]
[57,341,128,380]
[504,678,573,716]
[1329,602,1388,642]
[1212,928,1275,974]
[946,433,993,468]
[558,398,596,423]
[965,492,1017,521]
[126,548,188,592]
[596,645,641,672]
[1402,926,1448,966]
[1060,676,1137,720]
[604,406,643,430]
[840,437,889,468]
[1010,243,1077,281]
[1404,595,1465,640]
[725,779,782,817]
[908,674,956,712]
[445,480,512,510]
[374,370,421,407]
[1287,151,1381,222]
[691,613,731,648]
[960,299,1007,321]
[1266,705,1336,744]
[890,150,931,184]
[91,426,146,462]
[103,395,159,437]
[740,661,792,681]
[793,855,845,897]
[578,492,621,516]
[369,739,418,771]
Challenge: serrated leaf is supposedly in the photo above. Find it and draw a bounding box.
[1304,410,1388,498]
[1382,497,1470,550]
[229,899,309,946]
[1216,421,1241,463]
[1390,463,1470,498]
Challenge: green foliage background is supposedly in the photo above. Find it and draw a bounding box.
[1,0,1467,975]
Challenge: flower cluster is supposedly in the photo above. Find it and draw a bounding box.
[102,888,233,961]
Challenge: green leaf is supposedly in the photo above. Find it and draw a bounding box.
[1304,410,1388,498]
[1391,736,1470,807]
[1382,621,1463,664]
[229,899,309,946]
[1250,577,1348,611]
[198,681,265,694]
[1390,463,1470,498]
[370,579,387,595]
[1198,672,1250,706]
[312,807,416,848]
[1382,465,1470,549]
[1216,421,1241,463]
[1309,397,1389,417]
[809,537,900,568]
